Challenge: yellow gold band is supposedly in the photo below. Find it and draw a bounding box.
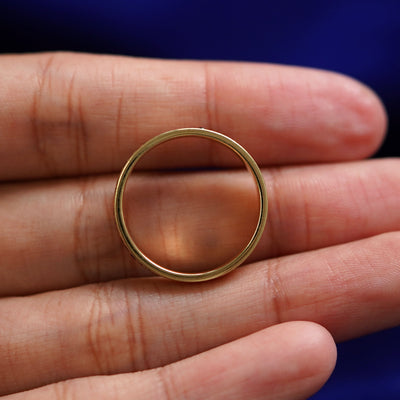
[114,128,268,282]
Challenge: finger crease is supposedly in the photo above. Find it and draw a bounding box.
[156,367,178,400]
[123,285,150,371]
[86,287,104,373]
[77,93,90,171]
[31,54,58,175]
[73,180,92,284]
[264,258,286,325]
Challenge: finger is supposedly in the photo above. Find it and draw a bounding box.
[0,52,386,180]
[1,159,400,295]
[2,322,336,399]
[0,232,398,394]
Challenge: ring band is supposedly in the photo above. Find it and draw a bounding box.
[114,128,268,282]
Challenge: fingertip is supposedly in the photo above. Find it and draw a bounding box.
[163,321,338,400]
[326,72,388,159]
[250,321,337,400]
[285,321,337,383]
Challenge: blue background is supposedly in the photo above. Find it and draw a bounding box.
[1,1,399,398]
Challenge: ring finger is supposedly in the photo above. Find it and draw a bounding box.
[0,230,399,395]
[0,159,399,295]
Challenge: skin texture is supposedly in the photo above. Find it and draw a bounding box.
[0,52,399,399]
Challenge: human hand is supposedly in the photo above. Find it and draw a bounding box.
[1,53,398,399]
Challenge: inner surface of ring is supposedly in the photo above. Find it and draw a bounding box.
[122,135,260,274]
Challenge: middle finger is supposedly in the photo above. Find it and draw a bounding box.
[0,158,399,295]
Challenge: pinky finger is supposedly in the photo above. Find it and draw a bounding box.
[4,322,336,400]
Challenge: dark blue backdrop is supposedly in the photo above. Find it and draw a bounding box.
[1,1,399,398]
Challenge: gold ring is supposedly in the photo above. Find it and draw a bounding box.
[114,128,268,282]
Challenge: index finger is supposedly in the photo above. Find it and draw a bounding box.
[0,52,386,180]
